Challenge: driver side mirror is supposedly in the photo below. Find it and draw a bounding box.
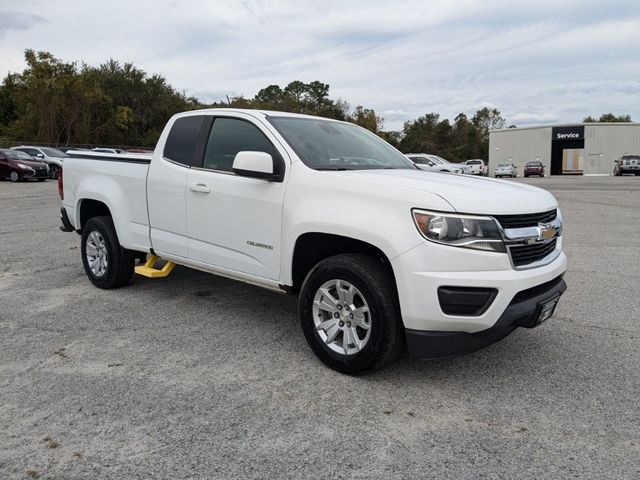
[36,153,44,158]
[232,151,280,181]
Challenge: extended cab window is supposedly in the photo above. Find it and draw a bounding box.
[203,117,279,173]
[163,115,205,166]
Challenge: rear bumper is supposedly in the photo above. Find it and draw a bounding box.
[406,276,567,359]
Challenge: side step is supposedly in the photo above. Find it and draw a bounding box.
[134,255,175,278]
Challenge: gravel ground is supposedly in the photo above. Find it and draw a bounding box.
[0,176,638,479]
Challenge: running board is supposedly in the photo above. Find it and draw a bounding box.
[134,255,175,278]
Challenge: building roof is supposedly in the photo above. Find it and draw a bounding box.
[490,122,640,134]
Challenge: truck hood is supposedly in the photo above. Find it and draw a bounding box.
[341,169,558,214]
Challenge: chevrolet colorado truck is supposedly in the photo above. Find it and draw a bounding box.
[59,109,567,374]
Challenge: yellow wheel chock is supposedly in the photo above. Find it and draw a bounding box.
[134,255,175,278]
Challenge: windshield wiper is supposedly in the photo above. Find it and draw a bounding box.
[315,166,354,171]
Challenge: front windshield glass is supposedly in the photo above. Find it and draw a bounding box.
[527,162,542,166]
[41,147,66,157]
[497,162,511,167]
[5,150,34,160]
[269,116,415,170]
[428,155,448,165]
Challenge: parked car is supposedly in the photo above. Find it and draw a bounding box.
[429,154,472,174]
[126,148,155,154]
[614,155,640,176]
[405,154,465,174]
[524,161,545,177]
[93,147,125,154]
[464,159,488,176]
[0,149,49,182]
[495,162,518,178]
[60,109,567,374]
[11,146,66,178]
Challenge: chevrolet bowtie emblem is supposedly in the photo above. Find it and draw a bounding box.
[541,226,556,240]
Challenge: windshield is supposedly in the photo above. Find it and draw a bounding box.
[3,150,34,160]
[428,155,448,165]
[527,162,542,166]
[41,147,66,157]
[497,163,511,168]
[622,155,639,161]
[269,116,415,170]
[467,160,482,165]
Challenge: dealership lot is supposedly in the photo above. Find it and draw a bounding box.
[1,177,638,479]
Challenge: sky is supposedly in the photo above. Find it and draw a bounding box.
[0,0,639,130]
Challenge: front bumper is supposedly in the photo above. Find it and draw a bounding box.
[405,275,566,359]
[22,167,49,179]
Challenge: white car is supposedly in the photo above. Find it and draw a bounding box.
[92,148,125,154]
[495,162,518,178]
[11,146,66,178]
[406,153,464,174]
[60,109,567,374]
[465,159,488,176]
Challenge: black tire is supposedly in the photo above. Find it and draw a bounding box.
[49,165,60,179]
[9,170,20,182]
[81,216,135,289]
[299,253,404,375]
[37,178,46,182]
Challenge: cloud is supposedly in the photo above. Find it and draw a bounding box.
[0,10,47,38]
[0,1,638,130]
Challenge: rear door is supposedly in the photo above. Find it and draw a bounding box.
[147,114,210,258]
[185,114,288,280]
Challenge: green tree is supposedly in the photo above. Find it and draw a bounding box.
[583,113,632,122]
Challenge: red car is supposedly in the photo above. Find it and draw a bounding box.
[524,161,545,177]
[0,149,50,182]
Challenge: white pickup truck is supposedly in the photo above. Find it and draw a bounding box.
[59,108,567,374]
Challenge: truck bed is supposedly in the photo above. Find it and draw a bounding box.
[63,151,152,252]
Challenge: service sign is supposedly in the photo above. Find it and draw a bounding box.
[552,126,584,141]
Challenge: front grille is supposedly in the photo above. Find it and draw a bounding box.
[508,238,557,267]
[494,209,557,229]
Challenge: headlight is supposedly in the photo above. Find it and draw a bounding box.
[16,163,33,170]
[412,209,505,253]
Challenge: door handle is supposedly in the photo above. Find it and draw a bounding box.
[189,183,210,193]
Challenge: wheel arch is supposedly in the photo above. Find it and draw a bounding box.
[76,197,113,232]
[289,232,399,297]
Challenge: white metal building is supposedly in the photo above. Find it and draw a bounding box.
[488,123,640,176]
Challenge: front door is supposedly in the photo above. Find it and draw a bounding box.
[185,116,288,280]
[0,153,8,177]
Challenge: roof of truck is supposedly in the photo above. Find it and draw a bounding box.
[180,108,344,122]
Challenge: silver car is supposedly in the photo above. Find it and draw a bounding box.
[406,153,465,174]
[495,162,518,178]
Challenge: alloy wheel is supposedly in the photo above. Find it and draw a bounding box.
[312,279,371,356]
[85,230,108,277]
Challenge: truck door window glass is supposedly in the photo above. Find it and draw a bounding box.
[163,115,205,166]
[203,118,278,173]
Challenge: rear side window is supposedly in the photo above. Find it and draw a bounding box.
[163,115,205,166]
[203,118,279,173]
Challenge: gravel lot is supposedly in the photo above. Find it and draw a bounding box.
[1,176,639,479]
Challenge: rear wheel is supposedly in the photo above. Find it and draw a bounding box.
[81,216,135,289]
[299,254,404,375]
[9,171,20,182]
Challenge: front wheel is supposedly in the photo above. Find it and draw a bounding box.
[299,254,404,374]
[81,216,135,289]
[49,165,60,179]
[9,171,20,182]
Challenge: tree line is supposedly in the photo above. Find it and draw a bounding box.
[0,50,633,161]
